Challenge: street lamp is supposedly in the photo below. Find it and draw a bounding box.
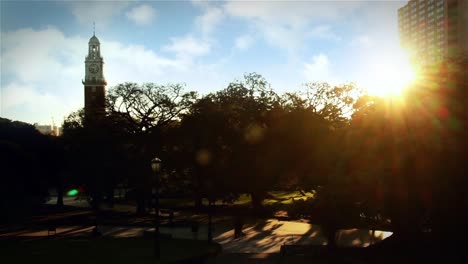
[208,200,213,242]
[151,157,162,259]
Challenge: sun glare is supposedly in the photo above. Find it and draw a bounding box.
[365,51,417,97]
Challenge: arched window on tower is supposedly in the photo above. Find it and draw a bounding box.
[91,46,96,59]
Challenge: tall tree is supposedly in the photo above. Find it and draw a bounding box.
[62,109,128,209]
[106,82,197,214]
[345,58,468,242]
[0,118,60,219]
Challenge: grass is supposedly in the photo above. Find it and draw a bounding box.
[159,197,195,208]
[158,191,315,209]
[264,191,315,205]
[1,237,221,264]
[52,191,314,211]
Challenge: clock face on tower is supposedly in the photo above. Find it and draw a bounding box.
[88,64,99,74]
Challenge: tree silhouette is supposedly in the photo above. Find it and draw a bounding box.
[105,82,197,214]
[0,118,61,220]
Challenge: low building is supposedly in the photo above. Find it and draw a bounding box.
[34,123,61,136]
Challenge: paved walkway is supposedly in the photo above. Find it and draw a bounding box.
[1,219,392,254]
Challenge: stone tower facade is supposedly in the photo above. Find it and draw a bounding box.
[83,33,106,119]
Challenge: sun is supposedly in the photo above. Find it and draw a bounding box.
[365,51,417,97]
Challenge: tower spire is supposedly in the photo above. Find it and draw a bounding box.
[93,21,95,36]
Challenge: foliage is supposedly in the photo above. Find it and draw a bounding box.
[60,74,361,213]
[342,58,468,237]
[8,61,468,244]
[302,82,360,125]
[106,82,197,134]
[62,82,198,213]
[0,118,62,219]
[62,109,131,208]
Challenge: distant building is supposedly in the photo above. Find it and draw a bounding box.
[398,0,468,65]
[34,123,61,136]
[82,32,107,120]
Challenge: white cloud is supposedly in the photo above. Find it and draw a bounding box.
[105,42,186,83]
[126,4,156,26]
[1,27,83,84]
[303,54,336,83]
[222,1,359,51]
[223,0,361,23]
[1,27,93,123]
[163,35,211,58]
[190,0,211,9]
[65,1,132,27]
[260,22,306,51]
[309,25,341,41]
[2,83,73,125]
[195,7,223,35]
[0,27,212,124]
[235,35,254,50]
[351,35,373,48]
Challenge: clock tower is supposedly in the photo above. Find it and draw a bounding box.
[83,32,106,119]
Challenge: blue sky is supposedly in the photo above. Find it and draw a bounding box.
[1,0,406,125]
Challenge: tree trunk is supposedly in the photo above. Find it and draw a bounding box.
[90,191,101,211]
[326,227,337,250]
[194,195,202,209]
[193,172,202,209]
[251,192,264,211]
[208,201,213,242]
[56,185,64,208]
[324,206,337,249]
[107,188,114,208]
[136,191,146,215]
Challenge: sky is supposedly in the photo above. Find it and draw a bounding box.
[0,0,407,125]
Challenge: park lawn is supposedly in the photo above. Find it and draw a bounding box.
[160,197,195,208]
[1,237,221,264]
[231,191,315,206]
[157,191,315,209]
[219,191,315,206]
[264,191,315,205]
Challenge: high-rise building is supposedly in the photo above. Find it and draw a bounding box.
[82,32,107,119]
[398,0,468,65]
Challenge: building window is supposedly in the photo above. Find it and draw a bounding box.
[92,87,96,93]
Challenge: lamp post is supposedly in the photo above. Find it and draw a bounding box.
[151,157,162,259]
[205,182,214,243]
[208,200,213,242]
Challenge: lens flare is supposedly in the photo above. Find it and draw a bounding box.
[365,50,417,97]
[67,189,79,196]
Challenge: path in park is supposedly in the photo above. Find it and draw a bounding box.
[4,196,392,259]
[1,219,392,254]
